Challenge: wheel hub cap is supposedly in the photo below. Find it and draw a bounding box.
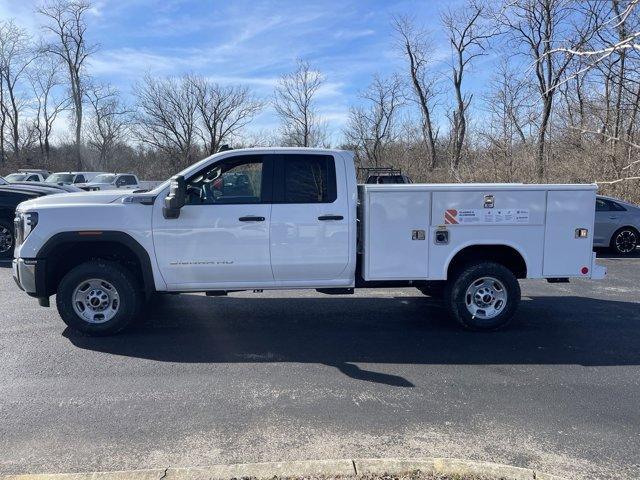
[73,279,120,324]
[465,276,508,320]
[616,230,637,253]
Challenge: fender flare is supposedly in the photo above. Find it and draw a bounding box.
[38,231,156,298]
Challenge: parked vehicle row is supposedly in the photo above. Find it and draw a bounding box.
[3,169,144,191]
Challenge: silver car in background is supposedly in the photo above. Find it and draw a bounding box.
[595,195,640,255]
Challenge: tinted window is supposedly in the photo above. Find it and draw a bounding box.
[123,175,137,185]
[610,201,627,211]
[283,155,336,203]
[74,175,85,183]
[186,155,265,205]
[27,175,39,181]
[596,199,610,212]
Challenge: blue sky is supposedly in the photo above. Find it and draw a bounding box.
[1,0,499,143]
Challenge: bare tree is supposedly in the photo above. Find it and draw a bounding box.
[133,75,198,171]
[86,83,130,169]
[0,20,36,162]
[344,74,405,167]
[29,56,70,163]
[188,76,263,155]
[38,0,97,170]
[497,0,591,181]
[393,15,440,170]
[482,60,535,180]
[442,0,491,171]
[274,60,328,147]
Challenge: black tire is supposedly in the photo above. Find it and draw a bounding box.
[445,261,521,331]
[0,218,14,260]
[56,260,142,336]
[417,281,446,299]
[611,227,639,256]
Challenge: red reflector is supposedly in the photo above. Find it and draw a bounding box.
[581,267,589,275]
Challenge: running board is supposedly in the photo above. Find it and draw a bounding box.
[316,288,354,295]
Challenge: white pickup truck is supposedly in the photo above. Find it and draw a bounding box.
[13,148,606,335]
[77,173,140,191]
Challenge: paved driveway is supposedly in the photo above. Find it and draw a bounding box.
[1,255,639,479]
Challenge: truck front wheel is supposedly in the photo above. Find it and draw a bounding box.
[445,262,521,331]
[56,260,142,336]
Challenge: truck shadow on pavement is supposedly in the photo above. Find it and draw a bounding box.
[64,293,640,388]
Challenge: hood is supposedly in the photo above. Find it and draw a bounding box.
[17,190,127,210]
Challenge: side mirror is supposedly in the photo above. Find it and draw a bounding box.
[163,175,186,219]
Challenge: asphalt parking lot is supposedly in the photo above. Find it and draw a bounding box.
[1,253,639,479]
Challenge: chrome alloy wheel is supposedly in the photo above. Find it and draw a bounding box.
[72,278,120,324]
[615,229,638,254]
[464,276,508,320]
[0,225,13,253]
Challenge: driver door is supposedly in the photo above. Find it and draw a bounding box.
[153,154,275,290]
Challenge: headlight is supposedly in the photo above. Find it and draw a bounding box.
[14,211,38,246]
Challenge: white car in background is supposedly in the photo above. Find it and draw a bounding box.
[45,172,104,186]
[78,173,140,191]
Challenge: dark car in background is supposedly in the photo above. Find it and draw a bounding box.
[0,183,78,260]
[594,195,640,255]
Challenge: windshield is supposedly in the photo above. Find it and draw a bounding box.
[6,173,28,182]
[46,173,75,183]
[91,174,116,183]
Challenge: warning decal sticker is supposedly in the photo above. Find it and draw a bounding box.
[444,208,530,225]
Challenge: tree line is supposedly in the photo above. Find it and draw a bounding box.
[1,0,639,202]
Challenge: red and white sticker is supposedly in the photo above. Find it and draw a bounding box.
[444,209,459,224]
[444,208,530,225]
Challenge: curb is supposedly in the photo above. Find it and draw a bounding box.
[0,458,567,480]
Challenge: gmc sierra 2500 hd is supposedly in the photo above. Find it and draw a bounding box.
[13,148,606,335]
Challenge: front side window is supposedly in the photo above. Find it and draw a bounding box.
[74,175,86,184]
[186,155,265,205]
[282,155,336,203]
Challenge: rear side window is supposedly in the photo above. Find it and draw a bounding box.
[281,155,336,203]
[596,199,610,211]
[119,175,136,186]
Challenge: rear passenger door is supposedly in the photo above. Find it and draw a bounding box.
[270,153,350,284]
[595,198,621,246]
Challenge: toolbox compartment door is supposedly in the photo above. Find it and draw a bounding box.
[543,190,596,277]
[363,189,430,280]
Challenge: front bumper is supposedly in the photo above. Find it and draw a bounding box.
[13,258,37,293]
[13,258,48,304]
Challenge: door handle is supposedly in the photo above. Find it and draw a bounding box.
[238,216,265,222]
[318,215,344,221]
[609,216,619,220]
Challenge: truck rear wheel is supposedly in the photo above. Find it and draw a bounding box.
[56,260,142,336]
[445,261,521,331]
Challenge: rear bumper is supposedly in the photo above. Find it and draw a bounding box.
[590,252,607,280]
